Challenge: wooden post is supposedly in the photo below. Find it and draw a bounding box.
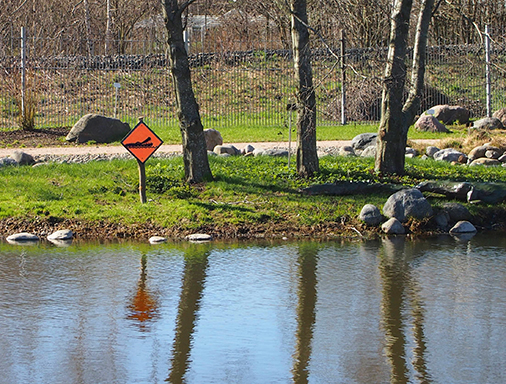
[138,159,146,204]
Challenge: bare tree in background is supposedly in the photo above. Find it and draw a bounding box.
[374,0,434,175]
[160,0,212,183]
[290,0,319,178]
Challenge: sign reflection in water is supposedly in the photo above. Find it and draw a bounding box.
[0,235,505,383]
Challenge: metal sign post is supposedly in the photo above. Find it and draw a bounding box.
[114,82,121,118]
[121,118,163,203]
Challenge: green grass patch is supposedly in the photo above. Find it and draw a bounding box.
[2,154,506,233]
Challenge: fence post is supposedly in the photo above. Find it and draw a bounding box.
[485,25,492,117]
[20,27,27,122]
[340,30,347,125]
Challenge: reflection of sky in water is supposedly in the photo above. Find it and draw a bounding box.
[0,236,504,384]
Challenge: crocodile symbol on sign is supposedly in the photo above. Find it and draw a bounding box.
[124,137,153,148]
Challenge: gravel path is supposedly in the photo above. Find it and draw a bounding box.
[0,139,440,163]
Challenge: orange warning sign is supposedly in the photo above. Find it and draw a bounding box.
[121,121,163,163]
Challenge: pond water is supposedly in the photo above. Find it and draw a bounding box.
[0,234,505,384]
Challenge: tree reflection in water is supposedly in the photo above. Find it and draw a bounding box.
[127,253,159,330]
[167,244,210,384]
[292,243,319,384]
[379,237,431,384]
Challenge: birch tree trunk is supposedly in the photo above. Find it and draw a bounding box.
[290,0,319,178]
[160,0,212,184]
[375,0,434,175]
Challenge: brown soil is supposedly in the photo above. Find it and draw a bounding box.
[0,216,384,243]
[0,127,70,147]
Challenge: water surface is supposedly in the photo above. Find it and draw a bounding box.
[0,234,505,383]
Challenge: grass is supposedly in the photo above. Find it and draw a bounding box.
[93,119,458,145]
[2,153,506,238]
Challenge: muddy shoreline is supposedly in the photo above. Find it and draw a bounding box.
[2,210,505,244]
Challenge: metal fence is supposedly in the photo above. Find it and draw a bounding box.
[1,31,506,131]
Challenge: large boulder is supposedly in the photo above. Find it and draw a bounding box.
[492,107,506,126]
[11,150,35,166]
[351,133,377,150]
[414,114,449,133]
[66,114,131,143]
[203,129,223,151]
[468,144,491,161]
[383,188,433,222]
[433,148,467,163]
[472,117,504,130]
[427,105,470,125]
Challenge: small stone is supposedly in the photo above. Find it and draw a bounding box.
[6,232,39,242]
[426,146,440,157]
[469,158,501,167]
[338,146,356,157]
[47,229,73,240]
[149,236,167,244]
[381,218,405,234]
[358,204,382,226]
[449,220,477,234]
[186,233,213,242]
[241,144,255,155]
[360,146,376,157]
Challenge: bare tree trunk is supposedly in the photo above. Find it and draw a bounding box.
[105,0,113,55]
[161,0,212,184]
[290,0,319,178]
[83,0,93,56]
[375,0,434,175]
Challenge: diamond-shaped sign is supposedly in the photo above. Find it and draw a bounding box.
[121,121,163,163]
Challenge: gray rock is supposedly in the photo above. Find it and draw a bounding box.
[405,147,418,158]
[433,210,450,230]
[214,144,240,156]
[426,146,440,158]
[449,220,477,234]
[203,129,223,151]
[485,148,503,159]
[254,148,288,157]
[433,148,467,163]
[469,158,501,167]
[414,114,449,132]
[417,180,506,204]
[360,145,376,157]
[383,188,433,222]
[6,232,39,242]
[47,229,73,240]
[442,202,472,222]
[493,107,506,126]
[338,145,356,157]
[472,117,504,130]
[498,154,506,163]
[186,233,213,242]
[468,144,491,161]
[11,151,35,166]
[300,181,403,196]
[0,157,17,167]
[149,236,167,244]
[358,204,382,226]
[428,105,470,125]
[241,144,255,155]
[381,218,405,234]
[66,113,130,143]
[351,133,377,150]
